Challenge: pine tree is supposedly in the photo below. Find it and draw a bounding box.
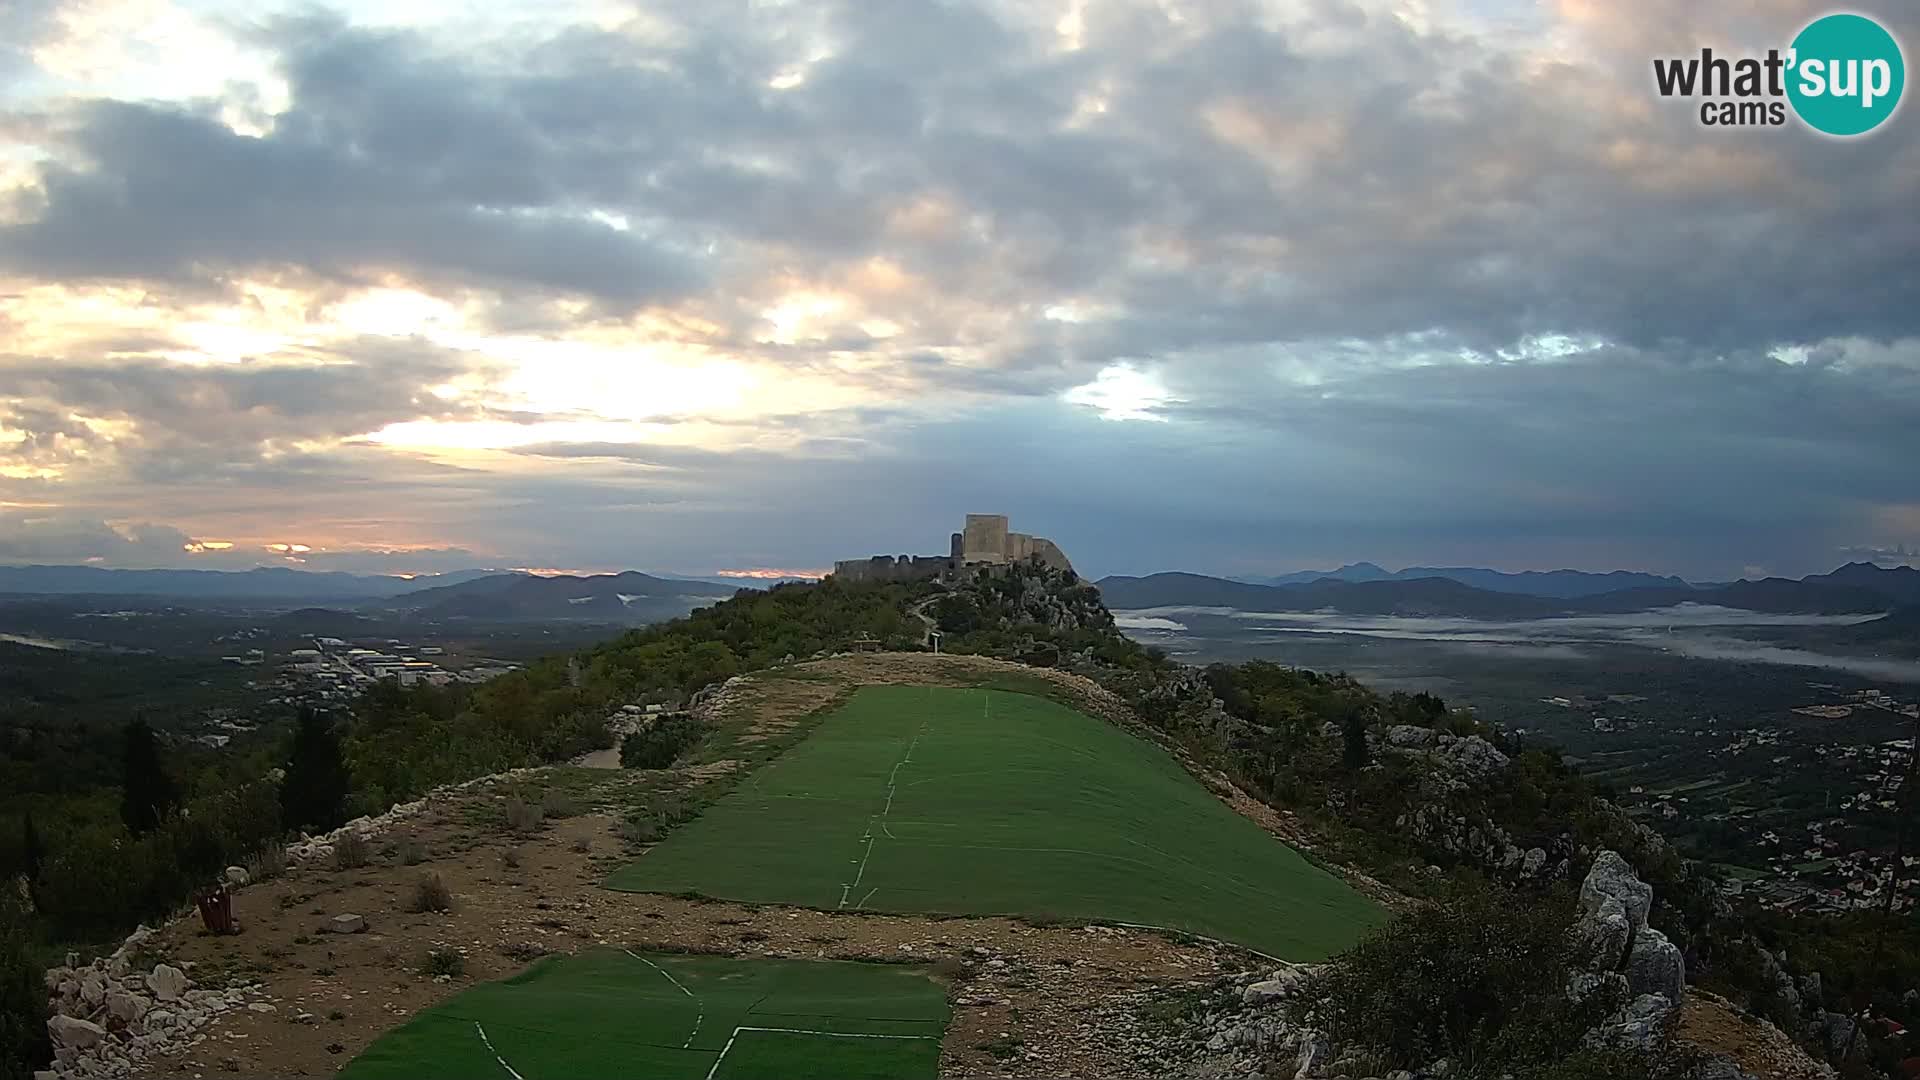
[1,892,51,1080]
[18,814,39,890]
[119,719,179,835]
[280,709,351,834]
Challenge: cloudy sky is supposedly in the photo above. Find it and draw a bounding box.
[1,0,1916,581]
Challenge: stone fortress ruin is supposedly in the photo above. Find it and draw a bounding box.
[831,514,1074,584]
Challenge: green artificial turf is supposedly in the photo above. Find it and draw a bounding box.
[338,948,948,1080]
[608,685,1383,960]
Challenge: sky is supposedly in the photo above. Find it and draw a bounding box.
[1,0,1916,582]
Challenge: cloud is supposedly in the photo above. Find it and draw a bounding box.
[0,0,1914,578]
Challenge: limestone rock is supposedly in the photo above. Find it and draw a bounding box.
[329,913,367,934]
[1627,927,1685,1003]
[1384,725,1441,749]
[1438,735,1510,776]
[1587,992,1675,1051]
[146,963,190,1002]
[224,865,250,887]
[1521,847,1548,878]
[1579,850,1652,938]
[1242,979,1296,1006]
[48,1015,107,1050]
[1577,894,1633,970]
[105,991,148,1025]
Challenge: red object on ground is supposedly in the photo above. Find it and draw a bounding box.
[195,885,237,935]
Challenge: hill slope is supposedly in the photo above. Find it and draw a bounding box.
[388,571,739,622]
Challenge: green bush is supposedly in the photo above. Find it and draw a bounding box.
[620,716,706,770]
[421,947,465,978]
[0,895,50,1080]
[1301,882,1664,1077]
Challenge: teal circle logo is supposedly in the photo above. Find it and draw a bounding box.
[1787,13,1905,136]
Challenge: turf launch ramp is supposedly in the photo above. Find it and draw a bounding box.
[608,685,1382,961]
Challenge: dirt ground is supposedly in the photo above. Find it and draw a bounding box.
[1678,992,1837,1080]
[138,791,1232,1079]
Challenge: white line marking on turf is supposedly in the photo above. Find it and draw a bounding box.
[624,950,704,1049]
[474,1021,528,1080]
[838,707,930,908]
[856,886,878,909]
[702,1025,936,1080]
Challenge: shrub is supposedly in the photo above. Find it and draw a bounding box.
[503,798,544,834]
[620,715,706,770]
[244,840,287,883]
[1,895,50,1080]
[500,848,522,870]
[541,790,585,819]
[421,947,465,978]
[407,873,453,913]
[398,838,427,866]
[332,832,370,871]
[570,838,592,854]
[1301,882,1656,1076]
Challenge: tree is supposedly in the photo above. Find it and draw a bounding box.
[0,893,50,1080]
[281,709,351,834]
[119,719,179,835]
[1341,706,1372,772]
[18,814,39,900]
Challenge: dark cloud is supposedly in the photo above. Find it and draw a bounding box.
[2,0,1917,579]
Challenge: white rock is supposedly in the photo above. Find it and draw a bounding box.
[146,964,190,1002]
[329,913,367,934]
[80,972,107,1007]
[48,1015,107,1049]
[224,865,250,887]
[246,1002,276,1014]
[1242,980,1296,1006]
[105,991,148,1025]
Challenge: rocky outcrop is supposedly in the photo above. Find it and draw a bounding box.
[1627,927,1686,1002]
[1380,726,1510,782]
[40,923,265,1080]
[1571,848,1719,1070]
[1579,850,1653,945]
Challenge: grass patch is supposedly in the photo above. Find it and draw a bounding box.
[607,686,1383,961]
[338,948,949,1079]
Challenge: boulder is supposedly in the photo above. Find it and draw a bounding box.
[1439,735,1510,776]
[1385,725,1441,749]
[224,865,250,888]
[79,972,106,1007]
[146,963,190,1002]
[47,1015,107,1050]
[1242,979,1296,1006]
[329,914,367,934]
[1627,928,1685,1003]
[1521,847,1548,878]
[1579,850,1652,938]
[1576,893,1633,969]
[105,991,148,1025]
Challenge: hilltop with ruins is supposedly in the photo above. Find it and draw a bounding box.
[831,513,1074,583]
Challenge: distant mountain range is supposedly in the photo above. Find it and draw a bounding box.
[1099,562,1911,618]
[380,571,740,622]
[1233,562,1692,598]
[0,565,501,600]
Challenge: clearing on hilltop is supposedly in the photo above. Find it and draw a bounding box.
[338,948,949,1080]
[608,685,1383,960]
